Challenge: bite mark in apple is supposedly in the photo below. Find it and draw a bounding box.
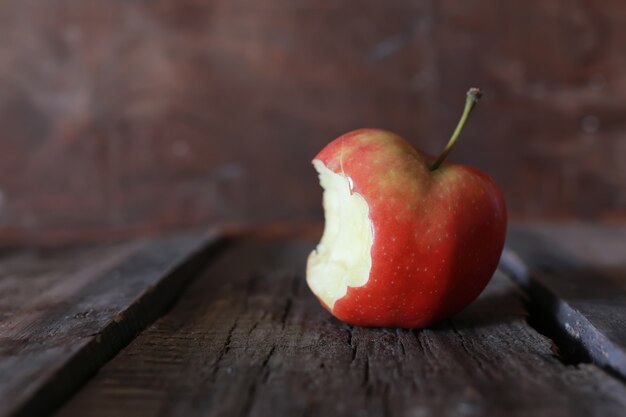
[307,160,374,309]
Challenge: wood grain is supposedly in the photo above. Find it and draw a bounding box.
[56,236,626,417]
[502,223,626,380]
[1,1,626,244]
[0,231,220,417]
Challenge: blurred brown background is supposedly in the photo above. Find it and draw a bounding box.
[1,0,625,244]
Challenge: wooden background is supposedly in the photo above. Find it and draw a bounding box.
[1,0,625,244]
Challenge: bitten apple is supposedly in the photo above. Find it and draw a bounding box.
[306,88,506,328]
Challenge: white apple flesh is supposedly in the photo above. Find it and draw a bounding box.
[306,160,374,310]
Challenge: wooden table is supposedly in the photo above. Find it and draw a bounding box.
[1,224,625,417]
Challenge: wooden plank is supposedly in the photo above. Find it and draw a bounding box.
[0,231,221,417]
[57,236,626,417]
[502,223,626,380]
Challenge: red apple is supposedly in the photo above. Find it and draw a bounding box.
[306,88,506,328]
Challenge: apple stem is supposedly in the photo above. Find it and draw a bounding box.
[430,87,482,171]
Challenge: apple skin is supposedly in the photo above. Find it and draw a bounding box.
[310,128,507,328]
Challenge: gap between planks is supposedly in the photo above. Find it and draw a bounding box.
[0,231,223,417]
[501,223,626,382]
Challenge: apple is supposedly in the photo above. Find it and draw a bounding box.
[306,88,506,328]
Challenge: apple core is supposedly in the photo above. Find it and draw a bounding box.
[306,160,374,309]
